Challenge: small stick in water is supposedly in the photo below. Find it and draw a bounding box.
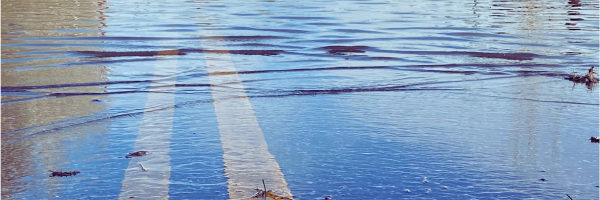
[262,179,267,200]
[566,194,574,200]
[139,164,147,172]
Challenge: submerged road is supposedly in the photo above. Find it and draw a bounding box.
[119,52,177,199]
[118,29,293,199]
[202,32,292,198]
[1,0,599,199]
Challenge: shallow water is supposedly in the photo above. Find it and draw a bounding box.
[2,0,599,199]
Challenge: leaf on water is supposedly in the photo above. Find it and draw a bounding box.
[125,151,148,158]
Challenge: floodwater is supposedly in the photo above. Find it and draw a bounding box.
[1,0,599,199]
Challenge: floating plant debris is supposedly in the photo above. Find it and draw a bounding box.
[245,179,293,200]
[566,66,598,83]
[49,170,80,177]
[125,151,148,158]
[139,164,147,171]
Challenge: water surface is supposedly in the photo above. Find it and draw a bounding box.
[2,0,599,199]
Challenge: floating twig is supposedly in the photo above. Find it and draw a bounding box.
[125,151,148,158]
[566,194,574,200]
[247,179,293,200]
[263,179,267,200]
[49,170,80,177]
[139,164,147,171]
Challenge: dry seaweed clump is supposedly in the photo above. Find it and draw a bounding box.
[567,66,598,83]
[248,189,293,200]
[49,170,80,177]
[243,179,293,200]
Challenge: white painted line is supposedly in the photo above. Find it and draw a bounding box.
[118,53,177,200]
[201,35,292,199]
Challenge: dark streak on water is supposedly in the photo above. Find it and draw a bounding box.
[77,49,285,57]
[2,63,581,103]
[72,48,542,60]
[15,35,291,41]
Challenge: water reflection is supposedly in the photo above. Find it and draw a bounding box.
[1,0,108,198]
[1,0,108,133]
[511,77,542,169]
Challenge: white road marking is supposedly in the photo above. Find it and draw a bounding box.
[118,53,178,200]
[201,34,292,199]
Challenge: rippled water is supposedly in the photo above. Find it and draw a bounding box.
[2,0,599,199]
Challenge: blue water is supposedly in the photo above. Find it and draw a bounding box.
[2,0,599,199]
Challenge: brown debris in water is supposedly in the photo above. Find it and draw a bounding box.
[49,170,80,177]
[566,66,598,84]
[125,151,148,158]
[590,137,599,143]
[243,179,293,200]
[247,189,293,200]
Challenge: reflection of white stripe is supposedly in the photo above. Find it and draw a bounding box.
[202,35,292,199]
[118,55,177,199]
